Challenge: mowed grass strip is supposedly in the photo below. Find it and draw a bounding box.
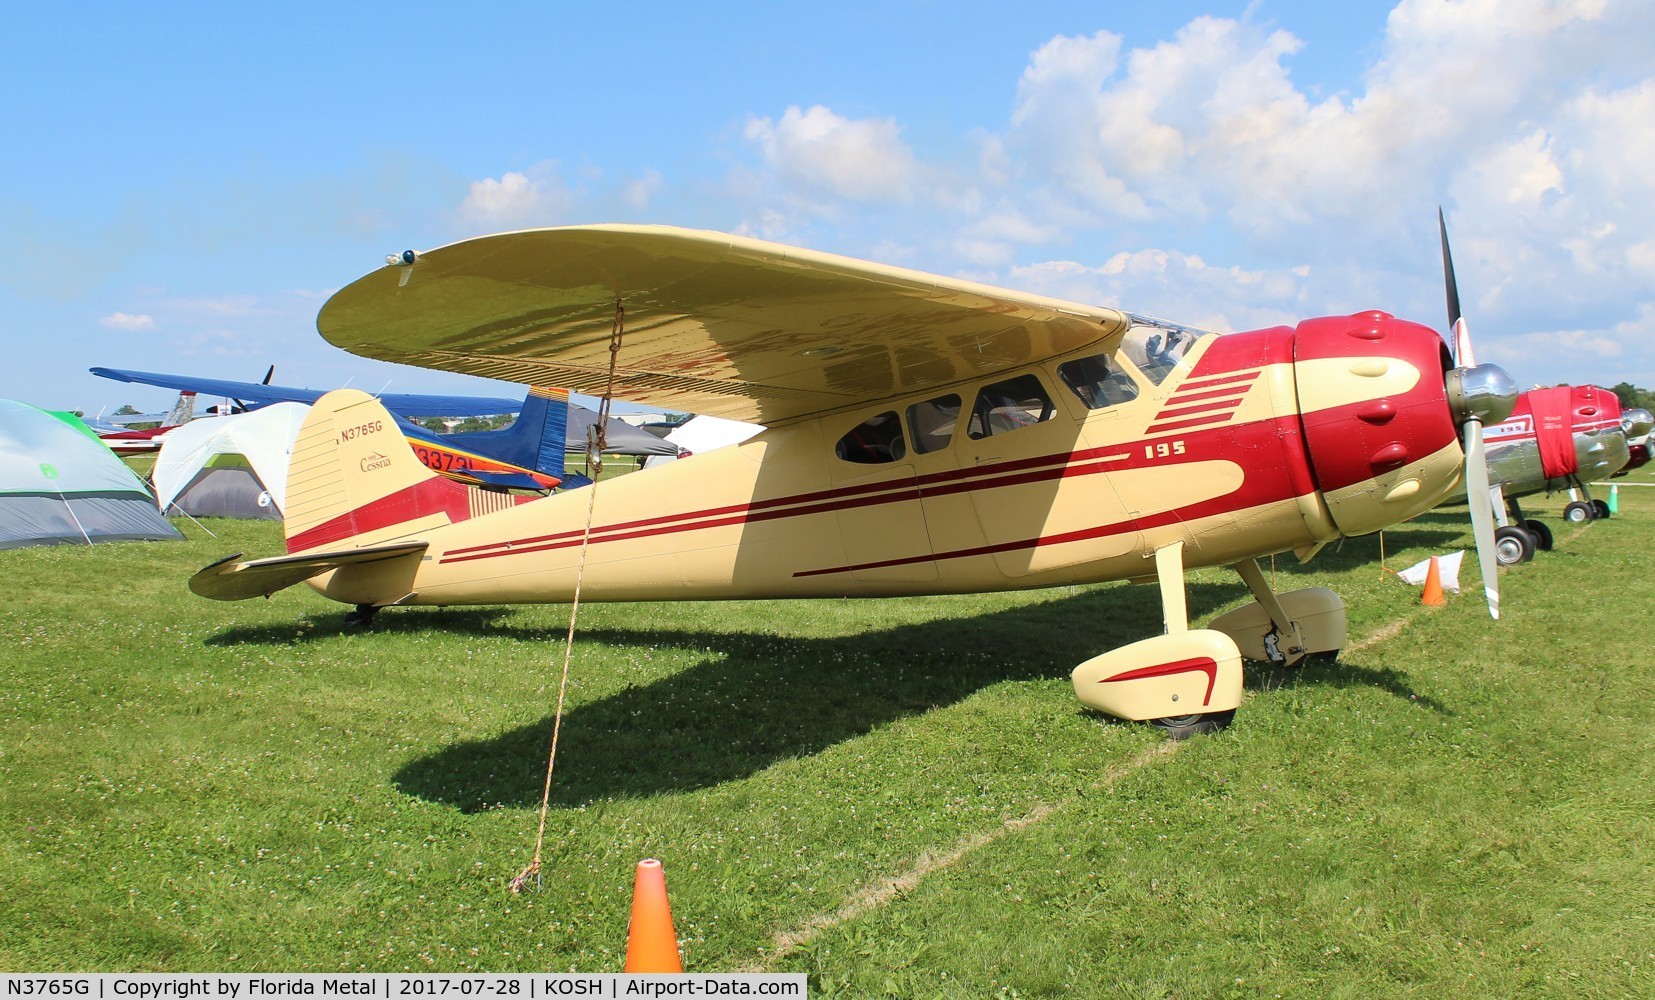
[0,479,1650,995]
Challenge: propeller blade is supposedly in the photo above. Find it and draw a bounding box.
[1461,418,1500,619]
[262,364,275,385]
[1439,207,1462,330]
[1439,208,1476,367]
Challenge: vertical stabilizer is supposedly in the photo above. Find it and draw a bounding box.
[283,389,473,554]
[162,391,196,428]
[431,386,569,484]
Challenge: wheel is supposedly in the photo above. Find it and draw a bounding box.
[342,604,380,629]
[1493,525,1535,566]
[1590,498,1611,519]
[1149,710,1236,740]
[1563,501,1594,524]
[1523,519,1553,551]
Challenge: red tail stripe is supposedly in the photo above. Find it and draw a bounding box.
[286,477,473,553]
[1098,657,1219,706]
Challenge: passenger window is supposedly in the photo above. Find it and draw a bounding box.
[906,394,961,454]
[967,374,1055,440]
[835,411,907,464]
[1058,354,1140,409]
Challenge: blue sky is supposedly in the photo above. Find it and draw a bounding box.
[4,1,1651,416]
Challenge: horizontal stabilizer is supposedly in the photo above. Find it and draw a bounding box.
[189,541,429,601]
[449,468,552,491]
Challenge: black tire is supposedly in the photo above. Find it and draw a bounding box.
[1523,519,1553,550]
[1149,710,1236,740]
[1494,525,1535,566]
[1563,501,1594,524]
[342,604,380,629]
[1591,498,1611,519]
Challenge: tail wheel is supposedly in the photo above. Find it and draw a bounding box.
[1149,710,1236,740]
[1563,501,1594,523]
[1493,525,1535,566]
[1522,519,1553,550]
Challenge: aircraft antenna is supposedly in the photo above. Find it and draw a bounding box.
[511,299,627,894]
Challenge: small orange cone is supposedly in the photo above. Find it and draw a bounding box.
[623,859,682,973]
[1421,556,1446,607]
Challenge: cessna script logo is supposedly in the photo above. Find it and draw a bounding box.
[338,419,392,472]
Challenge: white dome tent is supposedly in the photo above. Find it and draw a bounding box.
[153,403,308,520]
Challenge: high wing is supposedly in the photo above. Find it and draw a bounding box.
[318,225,1133,424]
[90,367,523,418]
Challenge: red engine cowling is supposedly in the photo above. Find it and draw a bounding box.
[1291,312,1461,537]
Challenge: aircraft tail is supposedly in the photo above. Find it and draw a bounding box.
[438,386,569,481]
[282,389,514,555]
[162,390,196,428]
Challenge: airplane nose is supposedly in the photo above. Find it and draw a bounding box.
[1622,407,1654,440]
[1446,363,1518,427]
[1291,311,1464,538]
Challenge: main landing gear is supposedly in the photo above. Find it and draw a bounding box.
[342,603,382,629]
[1489,491,1558,567]
[1563,498,1610,523]
[1069,543,1347,739]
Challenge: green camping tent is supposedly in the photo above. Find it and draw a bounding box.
[0,399,182,549]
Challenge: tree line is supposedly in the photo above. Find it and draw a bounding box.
[1612,384,1655,412]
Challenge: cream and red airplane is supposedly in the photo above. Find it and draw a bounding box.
[191,222,1518,736]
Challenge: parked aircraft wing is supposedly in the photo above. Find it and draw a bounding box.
[318,225,1133,425]
[91,367,522,418]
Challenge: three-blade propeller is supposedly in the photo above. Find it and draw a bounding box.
[1439,208,1518,619]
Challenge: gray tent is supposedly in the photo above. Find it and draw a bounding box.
[566,406,677,456]
[0,400,182,549]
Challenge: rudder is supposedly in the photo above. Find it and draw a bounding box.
[283,389,471,554]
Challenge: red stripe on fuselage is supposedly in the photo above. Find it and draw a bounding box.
[1153,397,1246,421]
[439,412,1315,574]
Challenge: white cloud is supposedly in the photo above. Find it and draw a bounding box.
[458,164,573,226]
[1000,2,1651,249]
[744,105,920,203]
[1009,250,1305,334]
[621,169,664,211]
[100,312,156,332]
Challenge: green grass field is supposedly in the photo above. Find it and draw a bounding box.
[3,473,1653,996]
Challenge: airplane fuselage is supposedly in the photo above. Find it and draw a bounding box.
[288,314,1467,610]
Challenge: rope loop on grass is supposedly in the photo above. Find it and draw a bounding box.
[510,299,626,895]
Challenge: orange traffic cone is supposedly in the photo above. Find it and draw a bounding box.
[623,859,682,973]
[1421,556,1446,607]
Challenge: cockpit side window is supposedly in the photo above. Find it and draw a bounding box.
[1058,354,1140,410]
[967,374,1055,440]
[835,411,907,464]
[906,394,961,454]
[1136,329,1197,385]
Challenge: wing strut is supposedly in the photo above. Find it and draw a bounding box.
[509,299,629,894]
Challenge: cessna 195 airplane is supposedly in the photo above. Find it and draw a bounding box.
[1470,385,1648,566]
[1620,411,1655,477]
[1429,218,1649,566]
[191,221,1519,736]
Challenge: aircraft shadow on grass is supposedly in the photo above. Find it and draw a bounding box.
[356,581,1456,813]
